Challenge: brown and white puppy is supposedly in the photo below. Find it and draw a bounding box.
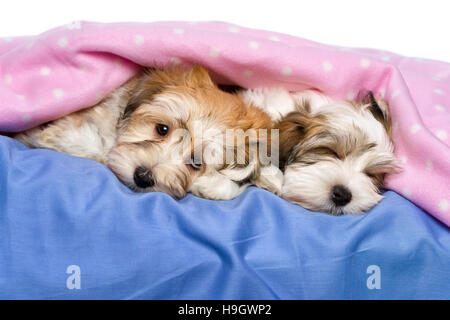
[240,88,400,214]
[15,66,282,200]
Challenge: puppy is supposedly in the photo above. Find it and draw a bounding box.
[15,66,282,200]
[240,88,400,214]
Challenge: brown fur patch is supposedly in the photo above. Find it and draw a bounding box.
[356,91,392,138]
[276,110,328,168]
[15,65,277,199]
[114,65,274,195]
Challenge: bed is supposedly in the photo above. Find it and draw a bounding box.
[0,21,449,299]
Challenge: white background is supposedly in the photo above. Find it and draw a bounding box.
[1,0,449,62]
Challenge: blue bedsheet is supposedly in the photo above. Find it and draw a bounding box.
[0,135,449,300]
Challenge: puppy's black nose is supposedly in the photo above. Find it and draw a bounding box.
[133,166,155,188]
[331,185,352,206]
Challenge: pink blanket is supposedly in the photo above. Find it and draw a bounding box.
[1,21,449,225]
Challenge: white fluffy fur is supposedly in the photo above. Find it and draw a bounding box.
[241,88,398,214]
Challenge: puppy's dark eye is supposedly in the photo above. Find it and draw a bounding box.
[189,157,202,171]
[155,124,169,136]
[322,147,340,159]
[316,147,340,159]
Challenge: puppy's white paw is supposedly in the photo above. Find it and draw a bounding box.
[189,172,249,200]
[251,164,283,195]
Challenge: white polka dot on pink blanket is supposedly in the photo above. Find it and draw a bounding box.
[434,88,444,95]
[435,130,447,141]
[228,26,240,33]
[402,188,411,197]
[347,91,355,100]
[22,114,32,123]
[210,47,220,58]
[53,88,64,99]
[269,36,280,42]
[410,124,422,134]
[78,65,88,73]
[40,66,51,76]
[322,61,333,72]
[243,70,253,77]
[426,160,433,171]
[435,105,445,112]
[393,122,399,133]
[133,35,144,46]
[360,58,371,68]
[390,90,400,99]
[25,41,34,50]
[281,66,292,76]
[173,28,184,35]
[4,74,12,84]
[439,199,449,212]
[65,21,82,30]
[58,37,68,48]
[249,41,259,50]
[170,57,182,65]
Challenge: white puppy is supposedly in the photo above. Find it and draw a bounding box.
[240,88,400,214]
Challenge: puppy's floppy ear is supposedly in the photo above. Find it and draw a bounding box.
[185,65,215,88]
[358,90,391,134]
[121,70,166,120]
[122,95,142,120]
[121,66,215,119]
[276,111,311,167]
